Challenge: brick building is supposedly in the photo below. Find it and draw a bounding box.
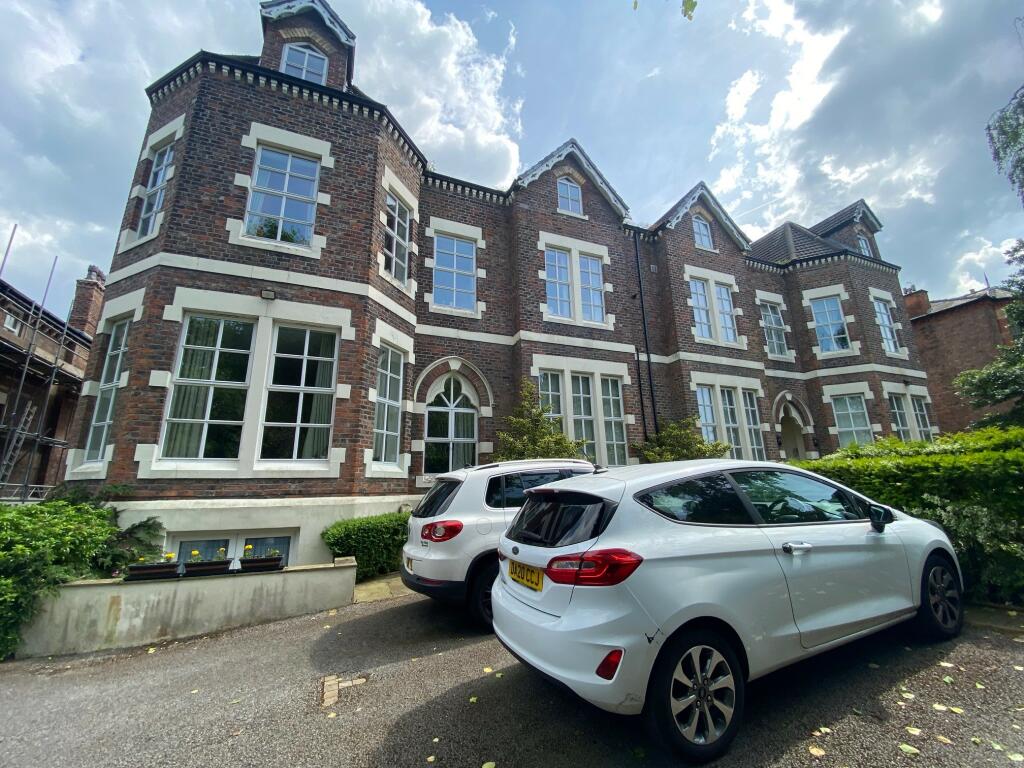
[0,266,100,498]
[906,286,1015,431]
[64,0,937,565]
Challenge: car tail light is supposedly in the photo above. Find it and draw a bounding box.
[595,649,624,680]
[421,520,464,542]
[544,549,643,586]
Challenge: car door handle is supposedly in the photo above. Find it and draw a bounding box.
[782,541,812,555]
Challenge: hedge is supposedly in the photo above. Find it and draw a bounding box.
[795,444,1024,603]
[321,511,411,583]
[824,426,1024,459]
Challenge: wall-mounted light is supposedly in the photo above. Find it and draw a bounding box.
[260,288,276,300]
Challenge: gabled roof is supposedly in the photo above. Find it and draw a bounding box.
[808,198,882,237]
[260,0,356,48]
[750,221,850,264]
[514,139,631,221]
[651,182,752,250]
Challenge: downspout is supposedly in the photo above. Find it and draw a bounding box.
[632,228,659,434]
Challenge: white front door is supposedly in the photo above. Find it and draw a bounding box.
[729,469,915,648]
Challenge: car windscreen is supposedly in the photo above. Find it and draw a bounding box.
[411,479,461,518]
[506,491,614,548]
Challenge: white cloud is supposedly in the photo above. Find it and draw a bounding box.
[953,236,1015,293]
[724,69,763,122]
[642,66,661,80]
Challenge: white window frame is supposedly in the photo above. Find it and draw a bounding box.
[160,314,256,462]
[364,318,414,479]
[118,113,185,254]
[571,374,597,462]
[831,394,874,448]
[537,232,615,330]
[600,376,628,466]
[529,354,635,466]
[544,247,573,318]
[372,344,404,467]
[881,381,936,441]
[258,325,338,461]
[84,319,130,462]
[756,294,793,362]
[869,287,909,359]
[423,374,478,474]
[280,42,328,85]
[138,144,174,238]
[684,265,746,349]
[383,192,411,285]
[690,373,766,460]
[377,166,420,297]
[857,235,872,258]
[424,217,487,319]
[242,146,320,250]
[3,311,22,336]
[822,381,881,447]
[802,284,861,360]
[579,254,606,323]
[888,394,913,442]
[692,215,715,251]
[557,176,584,217]
[911,395,933,442]
[166,528,298,568]
[538,370,564,429]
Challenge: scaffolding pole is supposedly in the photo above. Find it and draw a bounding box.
[0,223,16,281]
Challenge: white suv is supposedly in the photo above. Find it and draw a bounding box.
[492,460,963,764]
[400,458,594,625]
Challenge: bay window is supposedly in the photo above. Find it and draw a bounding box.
[693,377,765,460]
[600,377,627,466]
[911,396,933,442]
[538,371,563,428]
[138,145,174,238]
[85,319,130,461]
[384,192,411,283]
[831,394,873,447]
[810,295,851,353]
[760,301,788,357]
[244,147,319,247]
[433,235,476,311]
[571,374,597,462]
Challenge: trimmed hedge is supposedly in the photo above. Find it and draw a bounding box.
[322,511,411,583]
[796,440,1024,603]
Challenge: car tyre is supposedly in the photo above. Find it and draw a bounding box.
[915,552,964,641]
[646,628,745,764]
[467,559,499,629]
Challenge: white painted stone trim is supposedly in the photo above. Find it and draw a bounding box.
[557,208,589,221]
[801,283,850,305]
[134,443,347,480]
[868,287,896,303]
[240,122,335,168]
[140,114,186,159]
[683,264,739,291]
[64,445,114,481]
[105,252,417,327]
[688,371,764,397]
[528,354,632,385]
[226,218,327,260]
[375,251,417,298]
[117,212,164,254]
[363,448,412,479]
[382,165,419,221]
[821,381,874,403]
[642,350,765,370]
[149,370,172,388]
[683,264,748,350]
[538,231,615,331]
[97,288,147,334]
[765,363,927,381]
[426,217,485,246]
[371,318,415,364]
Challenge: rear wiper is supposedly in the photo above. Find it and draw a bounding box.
[514,530,547,544]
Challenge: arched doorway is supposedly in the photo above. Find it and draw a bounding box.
[424,375,478,473]
[780,413,805,459]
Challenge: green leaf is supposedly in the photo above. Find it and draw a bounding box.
[899,744,921,755]
[942,675,954,685]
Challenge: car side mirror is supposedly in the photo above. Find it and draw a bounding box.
[869,505,895,533]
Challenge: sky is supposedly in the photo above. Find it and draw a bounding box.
[1,0,1021,319]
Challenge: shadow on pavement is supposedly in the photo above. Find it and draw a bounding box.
[367,623,956,768]
[308,594,491,674]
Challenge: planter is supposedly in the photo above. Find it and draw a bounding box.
[182,560,233,578]
[125,562,180,581]
[238,556,284,573]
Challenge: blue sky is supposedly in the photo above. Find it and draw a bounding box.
[1,0,1021,319]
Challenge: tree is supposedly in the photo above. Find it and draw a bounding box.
[493,379,586,461]
[988,83,1024,205]
[954,239,1024,425]
[631,417,730,463]
[632,0,699,20]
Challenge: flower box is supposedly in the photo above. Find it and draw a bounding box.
[238,555,284,573]
[182,560,233,578]
[125,562,180,581]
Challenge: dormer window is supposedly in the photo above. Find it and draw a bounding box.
[692,215,714,250]
[557,177,582,215]
[857,235,872,257]
[282,43,327,85]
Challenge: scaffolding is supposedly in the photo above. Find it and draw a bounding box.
[0,226,92,502]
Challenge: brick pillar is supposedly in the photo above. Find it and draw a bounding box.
[903,288,930,319]
[68,265,106,337]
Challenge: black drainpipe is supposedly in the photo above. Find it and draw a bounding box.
[632,228,660,434]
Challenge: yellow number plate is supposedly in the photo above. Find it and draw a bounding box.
[508,559,544,591]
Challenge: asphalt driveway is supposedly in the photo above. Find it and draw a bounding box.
[1,593,1022,768]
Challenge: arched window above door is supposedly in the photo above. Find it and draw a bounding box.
[425,375,478,474]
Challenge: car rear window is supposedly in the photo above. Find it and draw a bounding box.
[411,479,461,518]
[506,491,614,548]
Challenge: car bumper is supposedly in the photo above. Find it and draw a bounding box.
[400,563,467,601]
[491,578,656,715]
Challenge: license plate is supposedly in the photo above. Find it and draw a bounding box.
[508,559,544,591]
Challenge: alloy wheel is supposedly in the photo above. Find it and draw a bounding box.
[669,644,736,745]
[927,564,961,630]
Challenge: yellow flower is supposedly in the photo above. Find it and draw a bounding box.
[191,550,200,556]
[244,544,254,551]
[138,557,146,562]
[164,552,175,561]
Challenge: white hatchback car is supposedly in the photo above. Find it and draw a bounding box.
[400,458,594,624]
[492,459,963,764]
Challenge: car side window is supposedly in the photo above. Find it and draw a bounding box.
[485,476,504,507]
[522,471,563,491]
[502,473,527,507]
[730,470,866,524]
[636,473,754,525]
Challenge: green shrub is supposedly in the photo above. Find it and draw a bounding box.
[796,437,1024,603]
[0,501,118,659]
[321,511,411,582]
[631,417,730,463]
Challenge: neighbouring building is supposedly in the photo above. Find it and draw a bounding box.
[63,0,937,565]
[0,266,101,498]
[906,286,1015,431]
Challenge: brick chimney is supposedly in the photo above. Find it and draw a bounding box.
[68,265,106,337]
[903,287,930,319]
